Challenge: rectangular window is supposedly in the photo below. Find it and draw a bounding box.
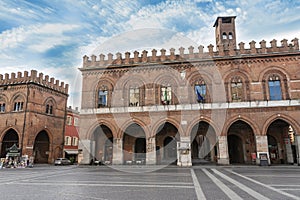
[74,117,79,126]
[14,102,23,111]
[269,80,282,100]
[231,82,243,102]
[65,136,71,146]
[195,85,206,103]
[72,137,78,146]
[98,90,108,107]
[129,88,139,106]
[0,103,5,112]
[66,116,72,125]
[161,86,172,105]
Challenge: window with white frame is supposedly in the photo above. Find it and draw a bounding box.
[64,136,71,146]
[98,89,108,108]
[74,117,79,126]
[231,77,243,102]
[66,116,73,125]
[72,137,78,146]
[129,87,139,106]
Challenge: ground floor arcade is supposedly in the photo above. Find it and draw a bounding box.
[79,117,300,166]
[0,128,63,164]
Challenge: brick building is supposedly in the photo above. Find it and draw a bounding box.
[0,70,68,164]
[64,106,80,163]
[79,16,300,166]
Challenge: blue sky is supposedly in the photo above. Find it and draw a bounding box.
[0,0,299,108]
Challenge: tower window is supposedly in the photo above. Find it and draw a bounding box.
[228,32,233,40]
[222,32,227,39]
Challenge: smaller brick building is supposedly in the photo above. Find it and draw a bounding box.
[64,106,80,163]
[0,70,68,164]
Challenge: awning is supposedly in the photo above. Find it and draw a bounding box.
[64,150,79,155]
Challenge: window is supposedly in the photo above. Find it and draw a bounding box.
[161,86,172,105]
[72,137,78,146]
[231,77,243,102]
[268,75,282,100]
[74,117,79,126]
[45,104,53,114]
[195,84,206,103]
[66,116,72,125]
[64,136,71,146]
[222,32,227,39]
[0,103,5,112]
[14,102,23,111]
[98,90,108,107]
[228,32,233,40]
[129,88,139,106]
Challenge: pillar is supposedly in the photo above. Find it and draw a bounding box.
[217,136,229,165]
[112,138,123,165]
[295,135,300,165]
[146,137,156,164]
[255,136,270,165]
[177,136,192,167]
[78,139,95,164]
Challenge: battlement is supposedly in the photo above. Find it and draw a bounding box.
[0,70,69,94]
[82,38,299,68]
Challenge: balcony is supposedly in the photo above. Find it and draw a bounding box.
[80,99,300,115]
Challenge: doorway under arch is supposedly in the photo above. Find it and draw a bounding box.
[267,119,296,164]
[227,120,256,164]
[155,122,179,164]
[190,122,217,164]
[123,123,146,164]
[93,125,113,164]
[33,131,50,163]
[1,129,19,158]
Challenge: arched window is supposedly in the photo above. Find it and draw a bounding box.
[268,74,282,100]
[222,32,227,39]
[231,76,243,102]
[0,103,5,112]
[194,80,206,103]
[13,95,24,112]
[129,87,140,106]
[228,32,233,40]
[45,98,55,115]
[161,85,172,105]
[98,86,108,108]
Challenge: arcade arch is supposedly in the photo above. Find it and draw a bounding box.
[190,121,217,164]
[227,120,256,164]
[92,125,113,164]
[0,129,19,158]
[33,130,50,163]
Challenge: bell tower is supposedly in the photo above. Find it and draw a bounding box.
[214,16,237,50]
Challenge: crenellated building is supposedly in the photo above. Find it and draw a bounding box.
[79,16,300,166]
[0,70,68,164]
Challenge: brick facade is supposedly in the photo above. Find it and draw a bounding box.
[79,16,300,166]
[0,70,68,164]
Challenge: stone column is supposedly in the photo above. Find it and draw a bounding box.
[177,136,192,167]
[78,139,95,164]
[255,136,270,165]
[284,138,294,164]
[112,138,123,165]
[295,135,300,165]
[217,136,229,165]
[146,137,156,165]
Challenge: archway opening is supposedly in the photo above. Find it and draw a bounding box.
[33,131,49,163]
[1,129,19,158]
[227,120,256,164]
[93,125,113,164]
[123,123,146,164]
[190,122,217,164]
[267,119,297,164]
[155,122,179,165]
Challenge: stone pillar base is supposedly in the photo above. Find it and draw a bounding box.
[217,158,230,165]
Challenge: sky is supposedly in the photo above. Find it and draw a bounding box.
[0,0,299,109]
